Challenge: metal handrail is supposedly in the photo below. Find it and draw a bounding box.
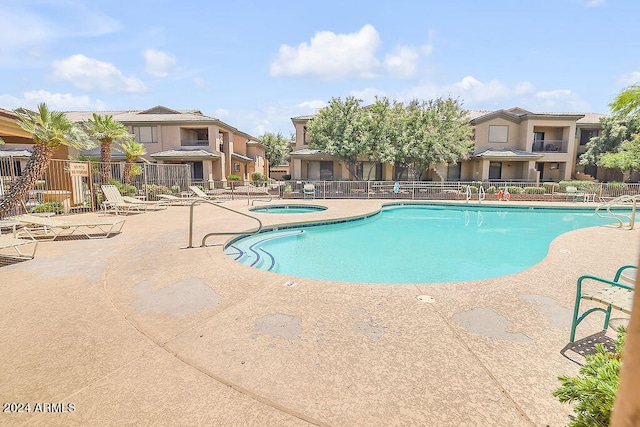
[188,199,263,248]
[478,186,486,203]
[595,195,640,229]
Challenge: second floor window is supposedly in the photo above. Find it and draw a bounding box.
[133,126,158,143]
[488,125,509,143]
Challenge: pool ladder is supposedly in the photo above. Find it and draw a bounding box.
[595,195,640,229]
[465,185,486,203]
[188,199,263,248]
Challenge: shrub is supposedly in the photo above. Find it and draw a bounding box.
[171,185,181,193]
[282,174,292,180]
[542,182,556,194]
[227,174,241,181]
[524,186,546,194]
[251,172,266,186]
[507,186,524,194]
[143,184,171,198]
[462,185,478,193]
[554,327,625,427]
[486,186,497,194]
[108,179,137,197]
[30,201,63,214]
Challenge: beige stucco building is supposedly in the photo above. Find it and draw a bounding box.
[64,106,267,184]
[289,107,608,183]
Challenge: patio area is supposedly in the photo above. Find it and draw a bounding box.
[1,199,638,426]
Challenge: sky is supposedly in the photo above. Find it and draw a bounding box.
[1,0,639,138]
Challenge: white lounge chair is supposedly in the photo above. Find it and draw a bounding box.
[188,186,224,202]
[11,214,125,240]
[101,185,147,215]
[121,195,167,210]
[157,194,198,205]
[0,234,37,259]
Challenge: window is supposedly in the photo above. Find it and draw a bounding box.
[488,125,509,143]
[447,163,461,180]
[357,162,381,180]
[132,126,158,143]
[580,129,599,146]
[489,161,502,180]
[234,163,240,173]
[320,161,334,180]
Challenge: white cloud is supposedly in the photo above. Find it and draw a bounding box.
[212,108,229,118]
[618,71,640,86]
[349,88,389,104]
[586,0,605,7]
[0,90,106,111]
[51,54,147,93]
[143,49,176,78]
[384,46,420,79]
[297,100,327,111]
[270,24,382,79]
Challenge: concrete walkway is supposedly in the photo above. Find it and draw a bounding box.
[1,199,638,426]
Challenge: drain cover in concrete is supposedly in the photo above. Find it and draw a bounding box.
[417,295,435,303]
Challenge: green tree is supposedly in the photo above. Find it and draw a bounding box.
[83,113,133,184]
[397,97,473,179]
[610,83,640,117]
[306,96,367,180]
[115,138,146,185]
[0,103,93,217]
[259,131,292,176]
[579,115,640,169]
[360,97,398,179]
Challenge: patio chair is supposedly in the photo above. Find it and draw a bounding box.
[188,185,223,202]
[157,194,198,205]
[570,265,636,342]
[0,234,37,259]
[303,183,316,199]
[121,195,167,210]
[11,214,126,240]
[101,185,147,215]
[565,186,586,202]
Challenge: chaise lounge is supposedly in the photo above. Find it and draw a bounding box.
[11,214,126,240]
[101,185,148,215]
[0,234,38,259]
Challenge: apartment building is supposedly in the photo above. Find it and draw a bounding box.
[64,105,267,183]
[289,107,608,183]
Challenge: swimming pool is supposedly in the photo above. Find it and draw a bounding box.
[225,204,617,284]
[250,204,327,214]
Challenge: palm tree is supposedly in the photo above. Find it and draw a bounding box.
[116,138,146,185]
[0,103,93,218]
[83,114,132,184]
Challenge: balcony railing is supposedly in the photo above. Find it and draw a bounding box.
[532,139,567,153]
[181,139,209,146]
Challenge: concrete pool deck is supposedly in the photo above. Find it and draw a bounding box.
[1,199,638,426]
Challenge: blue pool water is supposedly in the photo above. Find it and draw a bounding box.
[225,205,617,284]
[250,204,327,214]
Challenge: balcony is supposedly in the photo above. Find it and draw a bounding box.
[532,139,568,153]
[181,139,210,147]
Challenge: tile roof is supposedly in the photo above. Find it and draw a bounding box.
[149,148,221,159]
[472,148,543,159]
